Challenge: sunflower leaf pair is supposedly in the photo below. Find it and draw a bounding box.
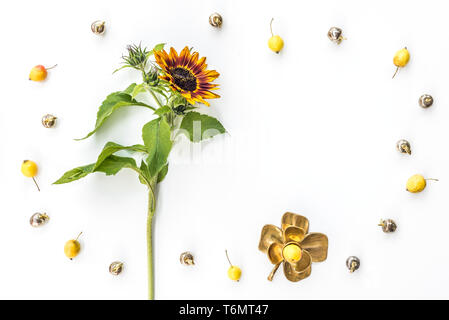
[56,111,173,187]
[259,212,328,282]
[53,141,162,185]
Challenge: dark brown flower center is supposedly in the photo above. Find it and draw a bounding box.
[171,67,197,92]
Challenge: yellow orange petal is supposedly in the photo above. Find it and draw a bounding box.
[168,47,179,66]
[187,52,199,69]
[178,46,191,66]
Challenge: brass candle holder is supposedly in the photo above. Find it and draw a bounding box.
[258,212,328,282]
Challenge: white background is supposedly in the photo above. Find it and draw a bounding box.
[1,0,448,299]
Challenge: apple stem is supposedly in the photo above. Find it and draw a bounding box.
[46,64,58,70]
[392,67,399,79]
[225,250,233,266]
[32,177,40,192]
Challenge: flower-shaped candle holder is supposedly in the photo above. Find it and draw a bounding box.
[258,212,328,282]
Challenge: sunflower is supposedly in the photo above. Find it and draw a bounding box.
[154,47,220,106]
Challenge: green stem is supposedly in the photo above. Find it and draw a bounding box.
[147,187,156,300]
[142,104,157,111]
[148,88,164,109]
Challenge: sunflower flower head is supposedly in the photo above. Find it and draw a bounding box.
[143,67,159,86]
[154,46,220,106]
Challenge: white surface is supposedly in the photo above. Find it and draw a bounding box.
[1,0,449,299]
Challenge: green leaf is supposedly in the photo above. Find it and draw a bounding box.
[77,84,156,140]
[130,83,148,99]
[142,117,172,176]
[94,155,137,176]
[168,94,186,107]
[179,112,226,142]
[53,164,95,184]
[153,43,165,52]
[112,65,132,74]
[94,142,147,171]
[157,163,169,183]
[150,87,168,99]
[54,155,141,185]
[154,105,171,116]
[146,43,166,58]
[138,160,151,185]
[123,83,138,95]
